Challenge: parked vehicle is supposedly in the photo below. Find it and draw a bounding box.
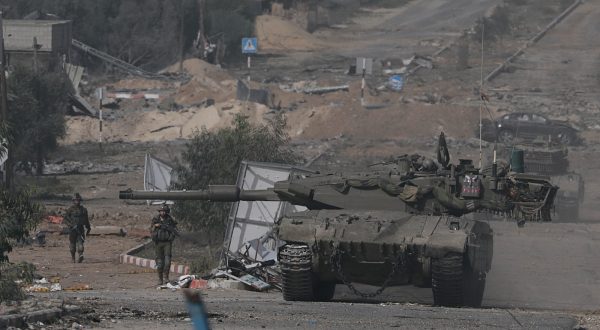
[479,112,581,145]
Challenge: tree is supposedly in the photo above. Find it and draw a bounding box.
[171,114,300,244]
[0,186,44,301]
[0,0,261,67]
[7,66,71,175]
[0,188,43,263]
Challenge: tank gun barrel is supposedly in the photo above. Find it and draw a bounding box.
[119,185,281,202]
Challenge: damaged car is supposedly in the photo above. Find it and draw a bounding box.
[479,112,581,145]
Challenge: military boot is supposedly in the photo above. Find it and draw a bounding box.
[163,271,170,284]
[157,271,164,286]
[78,254,84,263]
[71,253,76,263]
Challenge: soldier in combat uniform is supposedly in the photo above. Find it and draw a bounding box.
[64,193,91,263]
[150,204,178,285]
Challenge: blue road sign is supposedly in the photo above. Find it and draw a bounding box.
[242,38,258,54]
[389,75,404,91]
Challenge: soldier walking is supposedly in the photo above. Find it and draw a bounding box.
[150,204,178,285]
[64,193,91,263]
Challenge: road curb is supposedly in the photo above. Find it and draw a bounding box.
[0,305,80,328]
[119,240,190,275]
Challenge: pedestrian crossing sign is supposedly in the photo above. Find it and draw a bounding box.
[242,38,258,54]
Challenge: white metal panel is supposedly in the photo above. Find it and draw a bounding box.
[143,153,174,205]
[224,161,308,262]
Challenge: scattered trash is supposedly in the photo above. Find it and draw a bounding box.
[25,284,50,293]
[216,271,270,291]
[64,284,92,291]
[157,275,197,290]
[177,275,196,288]
[34,278,49,284]
[46,215,64,224]
[383,67,407,75]
[384,55,432,77]
[388,75,404,92]
[236,80,270,106]
[189,279,209,289]
[302,85,349,95]
[50,283,62,292]
[279,81,349,95]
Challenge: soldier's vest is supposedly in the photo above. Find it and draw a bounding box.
[153,219,175,242]
[68,207,86,231]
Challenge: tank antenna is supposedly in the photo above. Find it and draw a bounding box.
[479,21,485,169]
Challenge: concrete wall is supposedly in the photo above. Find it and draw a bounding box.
[3,20,72,54]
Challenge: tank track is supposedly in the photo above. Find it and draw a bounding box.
[432,254,464,307]
[432,253,485,307]
[279,244,314,301]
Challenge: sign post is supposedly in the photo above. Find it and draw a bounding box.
[356,57,372,106]
[96,87,104,149]
[242,38,257,82]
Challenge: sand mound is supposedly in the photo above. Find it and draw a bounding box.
[255,15,324,52]
[160,58,237,105]
[163,58,233,82]
[62,102,270,144]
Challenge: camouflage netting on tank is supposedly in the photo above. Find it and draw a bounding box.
[336,174,432,203]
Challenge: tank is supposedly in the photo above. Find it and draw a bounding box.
[497,143,584,220]
[119,133,558,307]
[551,173,584,220]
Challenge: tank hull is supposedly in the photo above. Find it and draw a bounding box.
[276,210,493,306]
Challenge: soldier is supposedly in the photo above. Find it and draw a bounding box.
[64,193,91,263]
[150,204,178,285]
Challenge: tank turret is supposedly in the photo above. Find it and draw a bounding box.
[119,133,558,307]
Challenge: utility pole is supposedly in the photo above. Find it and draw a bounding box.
[178,0,185,72]
[194,0,206,58]
[33,37,39,74]
[0,13,11,190]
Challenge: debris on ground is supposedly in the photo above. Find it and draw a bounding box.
[279,81,349,95]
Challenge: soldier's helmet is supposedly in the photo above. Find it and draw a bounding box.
[157,204,170,213]
[73,193,82,201]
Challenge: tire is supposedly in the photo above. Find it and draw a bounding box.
[498,130,514,143]
[558,132,574,145]
[431,253,485,308]
[279,244,314,301]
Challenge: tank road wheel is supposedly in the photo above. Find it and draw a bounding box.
[279,244,314,301]
[431,253,485,308]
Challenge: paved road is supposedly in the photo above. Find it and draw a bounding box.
[334,221,600,311]
[52,288,577,330]
[325,0,502,58]
[492,1,600,102]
